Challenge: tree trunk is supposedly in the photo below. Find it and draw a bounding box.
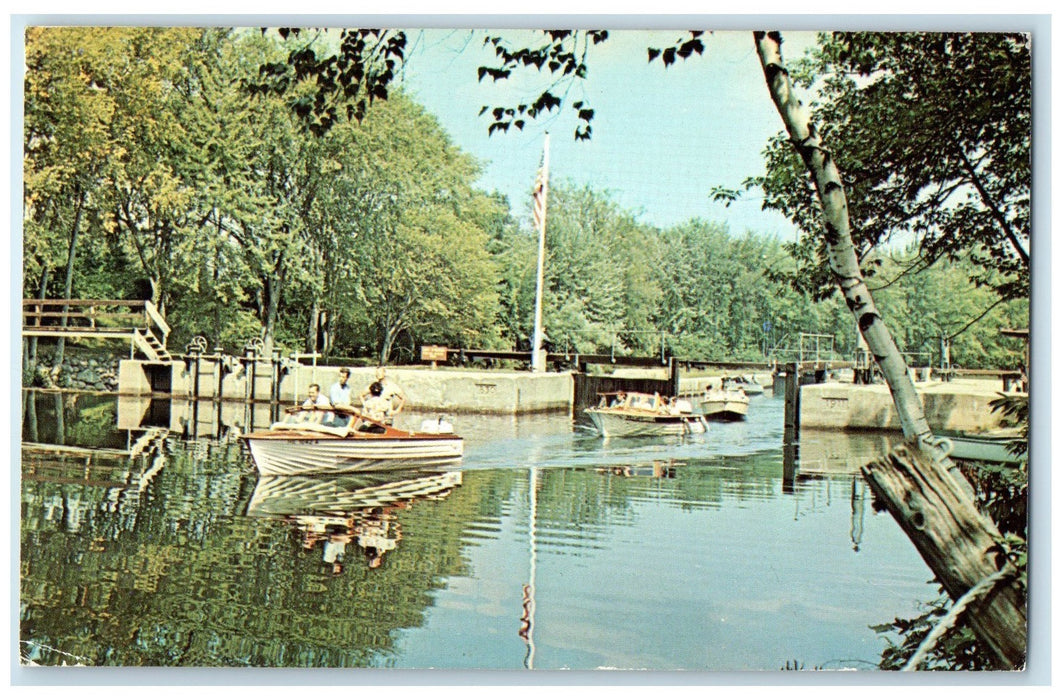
[262,263,284,358]
[379,323,396,365]
[754,30,1023,667]
[307,297,320,354]
[753,32,930,441]
[29,267,49,368]
[863,443,1026,669]
[52,190,86,383]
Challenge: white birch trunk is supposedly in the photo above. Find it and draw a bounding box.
[753,31,932,441]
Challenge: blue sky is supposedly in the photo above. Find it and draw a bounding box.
[395,29,819,240]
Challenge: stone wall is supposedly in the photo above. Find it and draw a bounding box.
[120,360,573,414]
[799,379,1012,433]
[25,350,120,392]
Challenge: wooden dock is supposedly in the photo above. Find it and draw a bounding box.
[22,298,172,362]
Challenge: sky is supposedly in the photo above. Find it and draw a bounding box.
[394,29,819,239]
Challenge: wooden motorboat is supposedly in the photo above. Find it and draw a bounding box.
[723,375,765,395]
[242,406,463,476]
[584,392,708,438]
[701,386,750,421]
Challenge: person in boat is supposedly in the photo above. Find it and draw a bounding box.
[297,383,331,423]
[610,392,627,408]
[360,366,406,424]
[355,381,391,433]
[329,368,354,408]
[324,368,354,427]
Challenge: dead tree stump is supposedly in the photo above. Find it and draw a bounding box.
[862,441,1026,669]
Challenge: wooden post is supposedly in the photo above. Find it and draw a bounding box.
[783,362,800,445]
[862,442,1026,669]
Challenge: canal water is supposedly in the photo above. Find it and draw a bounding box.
[19,388,937,671]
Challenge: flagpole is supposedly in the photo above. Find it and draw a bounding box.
[531,133,550,373]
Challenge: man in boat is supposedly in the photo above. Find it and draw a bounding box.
[321,369,355,428]
[329,368,354,408]
[298,383,331,422]
[360,366,406,424]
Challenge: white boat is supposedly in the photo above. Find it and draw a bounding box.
[701,387,750,421]
[723,375,765,395]
[584,392,708,437]
[939,428,1025,464]
[242,407,463,476]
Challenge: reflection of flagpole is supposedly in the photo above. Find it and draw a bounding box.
[530,133,550,373]
[519,467,538,669]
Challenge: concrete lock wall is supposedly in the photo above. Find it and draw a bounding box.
[119,359,573,414]
[799,379,1013,432]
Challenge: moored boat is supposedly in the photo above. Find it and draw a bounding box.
[701,386,750,421]
[242,406,463,476]
[938,427,1025,464]
[584,391,708,437]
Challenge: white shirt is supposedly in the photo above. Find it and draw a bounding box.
[329,381,353,406]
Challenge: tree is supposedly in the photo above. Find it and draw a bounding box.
[268,89,506,362]
[738,32,1030,305]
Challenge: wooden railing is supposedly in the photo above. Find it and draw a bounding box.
[22,299,172,361]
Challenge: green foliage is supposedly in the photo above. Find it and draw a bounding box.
[24,28,1030,370]
[874,591,1001,671]
[869,249,1029,368]
[748,32,1030,304]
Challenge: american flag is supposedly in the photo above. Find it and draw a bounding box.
[532,163,548,233]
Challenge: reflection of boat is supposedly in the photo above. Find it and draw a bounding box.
[241,407,463,476]
[723,375,764,395]
[701,387,750,421]
[248,468,462,573]
[595,459,684,478]
[247,469,463,518]
[939,428,1024,464]
[584,392,707,437]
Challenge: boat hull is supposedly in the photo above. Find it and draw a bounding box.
[585,408,706,437]
[941,433,1023,464]
[244,433,464,476]
[701,392,749,421]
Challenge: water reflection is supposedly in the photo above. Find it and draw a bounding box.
[247,470,463,574]
[19,389,933,670]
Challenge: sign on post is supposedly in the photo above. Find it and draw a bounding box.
[420,345,448,368]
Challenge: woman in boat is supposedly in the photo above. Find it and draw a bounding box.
[356,381,391,433]
[360,367,406,424]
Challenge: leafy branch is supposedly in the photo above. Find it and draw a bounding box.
[477,30,608,140]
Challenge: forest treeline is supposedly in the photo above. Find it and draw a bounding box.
[23,27,1027,369]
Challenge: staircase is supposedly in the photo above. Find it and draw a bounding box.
[23,299,173,363]
[133,328,172,362]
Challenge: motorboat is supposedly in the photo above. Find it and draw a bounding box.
[242,406,463,476]
[938,427,1025,464]
[723,375,765,395]
[701,386,750,421]
[584,391,708,437]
